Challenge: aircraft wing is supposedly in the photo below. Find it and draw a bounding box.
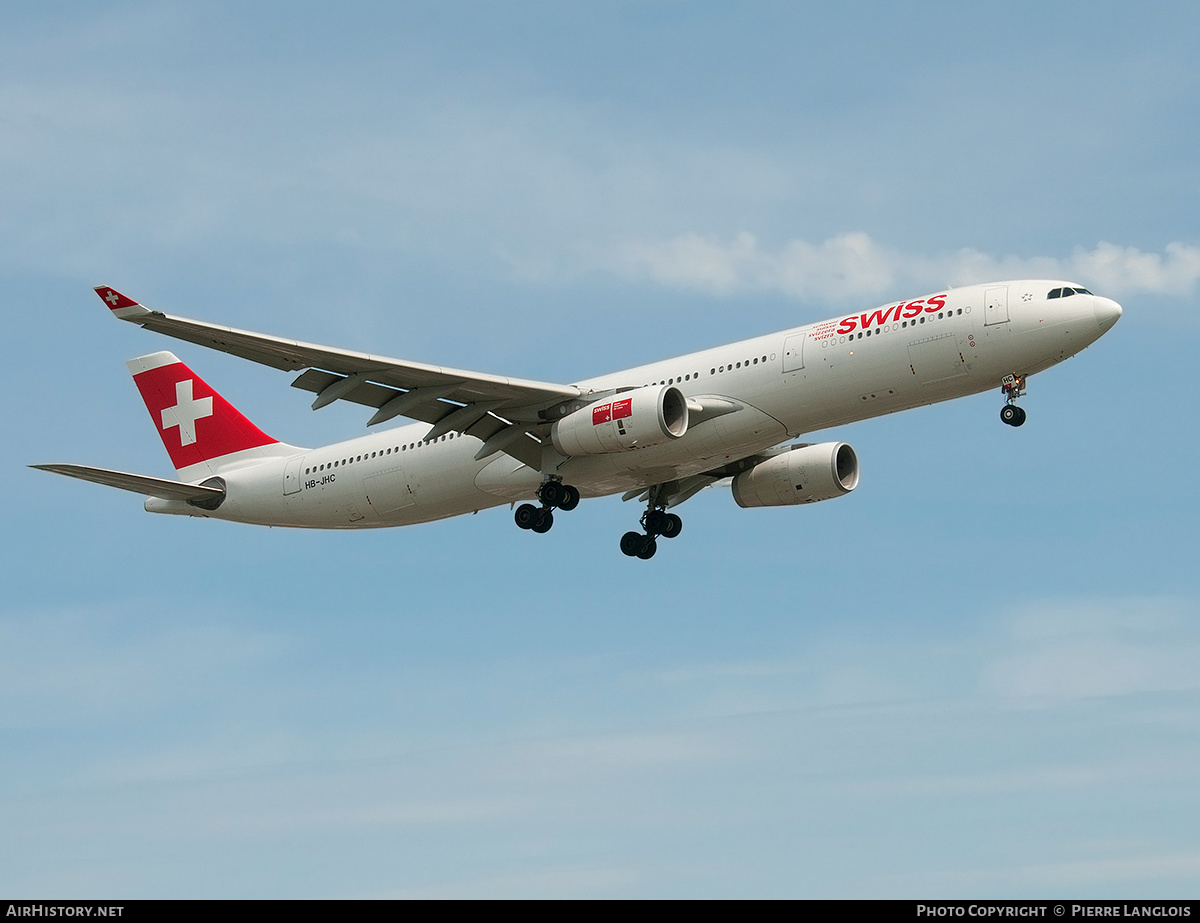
[95,286,583,467]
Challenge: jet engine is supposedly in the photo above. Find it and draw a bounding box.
[551,385,689,456]
[731,442,859,508]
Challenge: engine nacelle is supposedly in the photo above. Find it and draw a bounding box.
[731,442,859,508]
[551,385,689,456]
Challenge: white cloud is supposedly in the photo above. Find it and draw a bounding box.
[614,596,1200,712]
[1069,241,1200,297]
[608,232,1200,303]
[611,231,896,301]
[0,605,291,728]
[489,731,733,782]
[981,597,1200,701]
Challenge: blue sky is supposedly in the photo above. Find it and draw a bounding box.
[3,1,1199,898]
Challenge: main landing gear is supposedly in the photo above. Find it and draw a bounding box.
[514,478,580,534]
[1000,374,1027,427]
[620,487,683,560]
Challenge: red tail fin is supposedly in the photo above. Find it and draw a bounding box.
[127,352,278,471]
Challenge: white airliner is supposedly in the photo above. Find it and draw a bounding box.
[34,281,1121,558]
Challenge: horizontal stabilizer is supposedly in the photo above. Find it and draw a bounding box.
[31,464,225,507]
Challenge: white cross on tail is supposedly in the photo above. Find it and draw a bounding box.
[160,379,213,446]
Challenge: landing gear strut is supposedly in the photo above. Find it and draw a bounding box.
[514,477,581,534]
[620,486,683,559]
[1000,374,1027,427]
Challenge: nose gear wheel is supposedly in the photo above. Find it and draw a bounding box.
[1000,404,1026,426]
[1000,374,1027,427]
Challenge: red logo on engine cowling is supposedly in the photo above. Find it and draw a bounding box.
[593,399,633,425]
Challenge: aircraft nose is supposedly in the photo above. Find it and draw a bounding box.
[1094,295,1123,331]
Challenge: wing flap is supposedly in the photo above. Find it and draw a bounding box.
[291,369,401,410]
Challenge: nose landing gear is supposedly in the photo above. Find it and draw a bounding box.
[620,486,683,559]
[514,478,581,534]
[1000,374,1027,427]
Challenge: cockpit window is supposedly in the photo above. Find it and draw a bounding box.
[1048,286,1094,299]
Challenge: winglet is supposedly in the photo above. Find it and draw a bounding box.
[94,284,152,321]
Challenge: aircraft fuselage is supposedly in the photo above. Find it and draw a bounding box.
[156,280,1119,529]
